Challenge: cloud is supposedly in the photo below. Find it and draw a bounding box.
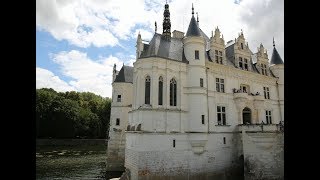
[36,0,283,59]
[36,0,119,48]
[36,67,75,92]
[49,50,125,98]
[236,0,284,59]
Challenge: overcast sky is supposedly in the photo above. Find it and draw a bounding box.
[36,0,284,98]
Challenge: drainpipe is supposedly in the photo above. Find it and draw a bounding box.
[206,67,210,133]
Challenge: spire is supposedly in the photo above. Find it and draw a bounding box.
[162,1,171,40]
[186,4,201,37]
[192,3,194,15]
[273,37,275,47]
[196,12,199,25]
[270,38,284,65]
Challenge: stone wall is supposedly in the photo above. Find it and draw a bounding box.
[242,132,284,180]
[125,133,244,180]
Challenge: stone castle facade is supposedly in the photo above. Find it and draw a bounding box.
[107,3,284,180]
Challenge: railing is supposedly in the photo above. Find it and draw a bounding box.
[238,122,284,132]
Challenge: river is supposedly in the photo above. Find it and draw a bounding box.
[36,144,123,179]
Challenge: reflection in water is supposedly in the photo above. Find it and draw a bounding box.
[36,145,123,180]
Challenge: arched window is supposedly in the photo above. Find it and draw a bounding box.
[170,78,177,106]
[145,76,151,104]
[158,76,163,105]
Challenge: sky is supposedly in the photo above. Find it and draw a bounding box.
[36,0,284,98]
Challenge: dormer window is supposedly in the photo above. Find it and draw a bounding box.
[195,50,199,60]
[215,50,223,64]
[239,57,243,69]
[261,64,268,75]
[244,58,248,71]
[239,57,248,71]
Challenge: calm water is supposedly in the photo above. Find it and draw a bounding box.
[36,145,123,180]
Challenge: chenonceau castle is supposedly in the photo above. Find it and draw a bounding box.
[106,2,284,180]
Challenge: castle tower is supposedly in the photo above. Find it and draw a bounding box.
[183,4,208,133]
[106,65,133,172]
[269,38,284,122]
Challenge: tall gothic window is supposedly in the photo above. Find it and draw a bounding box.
[158,76,163,105]
[170,78,177,106]
[145,76,151,104]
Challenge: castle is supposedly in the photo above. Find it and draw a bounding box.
[106,2,284,180]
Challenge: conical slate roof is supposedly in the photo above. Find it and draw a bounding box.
[186,15,201,37]
[270,47,284,65]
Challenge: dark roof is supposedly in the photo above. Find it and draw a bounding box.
[270,47,284,65]
[186,15,201,37]
[114,65,133,83]
[140,33,186,62]
[199,28,209,42]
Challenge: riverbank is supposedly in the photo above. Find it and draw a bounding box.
[36,138,107,146]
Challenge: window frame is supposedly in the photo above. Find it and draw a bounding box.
[145,76,151,104]
[265,110,272,124]
[202,115,205,124]
[217,105,226,125]
[200,78,204,87]
[244,58,248,71]
[116,118,120,126]
[117,95,121,102]
[195,50,199,60]
[263,87,270,99]
[170,78,177,106]
[216,78,225,93]
[239,57,243,69]
[215,50,223,64]
[158,76,163,105]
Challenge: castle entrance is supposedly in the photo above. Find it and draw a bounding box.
[242,107,251,124]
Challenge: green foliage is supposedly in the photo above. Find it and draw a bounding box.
[36,88,111,139]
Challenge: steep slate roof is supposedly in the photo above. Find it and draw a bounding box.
[114,65,133,83]
[140,33,187,63]
[186,15,201,37]
[270,46,284,65]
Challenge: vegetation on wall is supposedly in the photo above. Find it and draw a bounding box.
[36,88,111,139]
